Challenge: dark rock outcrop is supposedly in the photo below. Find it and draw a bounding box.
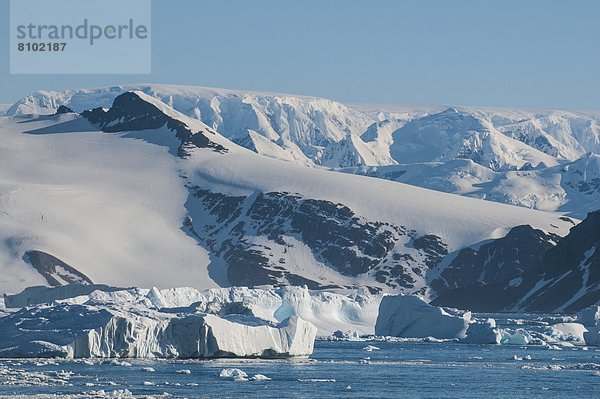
[432,225,560,295]
[82,91,227,156]
[434,210,600,313]
[23,250,93,287]
[54,105,74,114]
[185,188,447,292]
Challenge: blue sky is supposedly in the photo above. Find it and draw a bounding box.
[1,0,599,109]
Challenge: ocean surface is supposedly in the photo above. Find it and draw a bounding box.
[0,314,598,398]
[1,341,598,398]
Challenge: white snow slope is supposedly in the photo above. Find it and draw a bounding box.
[0,91,575,295]
[343,153,600,218]
[7,84,600,217]
[7,84,374,167]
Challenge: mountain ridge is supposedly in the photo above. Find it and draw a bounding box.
[7,84,600,218]
[0,90,575,299]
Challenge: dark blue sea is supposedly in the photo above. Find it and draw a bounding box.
[0,338,598,398]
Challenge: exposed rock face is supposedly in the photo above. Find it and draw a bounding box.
[23,250,93,286]
[432,225,560,295]
[186,188,448,293]
[76,91,454,294]
[82,91,227,156]
[519,210,600,312]
[54,105,73,114]
[433,210,600,313]
[3,87,586,309]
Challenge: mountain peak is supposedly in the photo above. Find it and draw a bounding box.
[82,91,230,156]
[441,107,460,114]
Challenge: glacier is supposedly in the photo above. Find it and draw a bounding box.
[0,86,598,317]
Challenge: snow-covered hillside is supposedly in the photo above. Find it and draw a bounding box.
[389,107,560,171]
[8,84,600,217]
[343,153,600,218]
[7,84,374,167]
[0,91,574,296]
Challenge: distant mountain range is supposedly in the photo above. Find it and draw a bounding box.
[9,84,600,218]
[1,84,598,311]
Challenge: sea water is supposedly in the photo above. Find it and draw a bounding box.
[0,313,598,398]
[0,340,598,398]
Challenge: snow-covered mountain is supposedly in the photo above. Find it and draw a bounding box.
[343,153,600,218]
[433,209,600,313]
[8,84,600,217]
[7,84,374,167]
[389,107,560,171]
[0,90,574,297]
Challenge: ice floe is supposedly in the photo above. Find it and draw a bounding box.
[363,345,381,351]
[218,368,268,382]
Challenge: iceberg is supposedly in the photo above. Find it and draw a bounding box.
[576,306,600,346]
[0,293,317,359]
[219,368,249,381]
[8,283,589,351]
[499,328,533,345]
[578,305,600,326]
[584,324,600,346]
[463,319,502,344]
[545,323,588,344]
[329,330,362,341]
[3,284,381,336]
[374,295,471,339]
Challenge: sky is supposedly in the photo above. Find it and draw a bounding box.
[1,0,599,109]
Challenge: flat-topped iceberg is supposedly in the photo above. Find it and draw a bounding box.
[0,289,317,359]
